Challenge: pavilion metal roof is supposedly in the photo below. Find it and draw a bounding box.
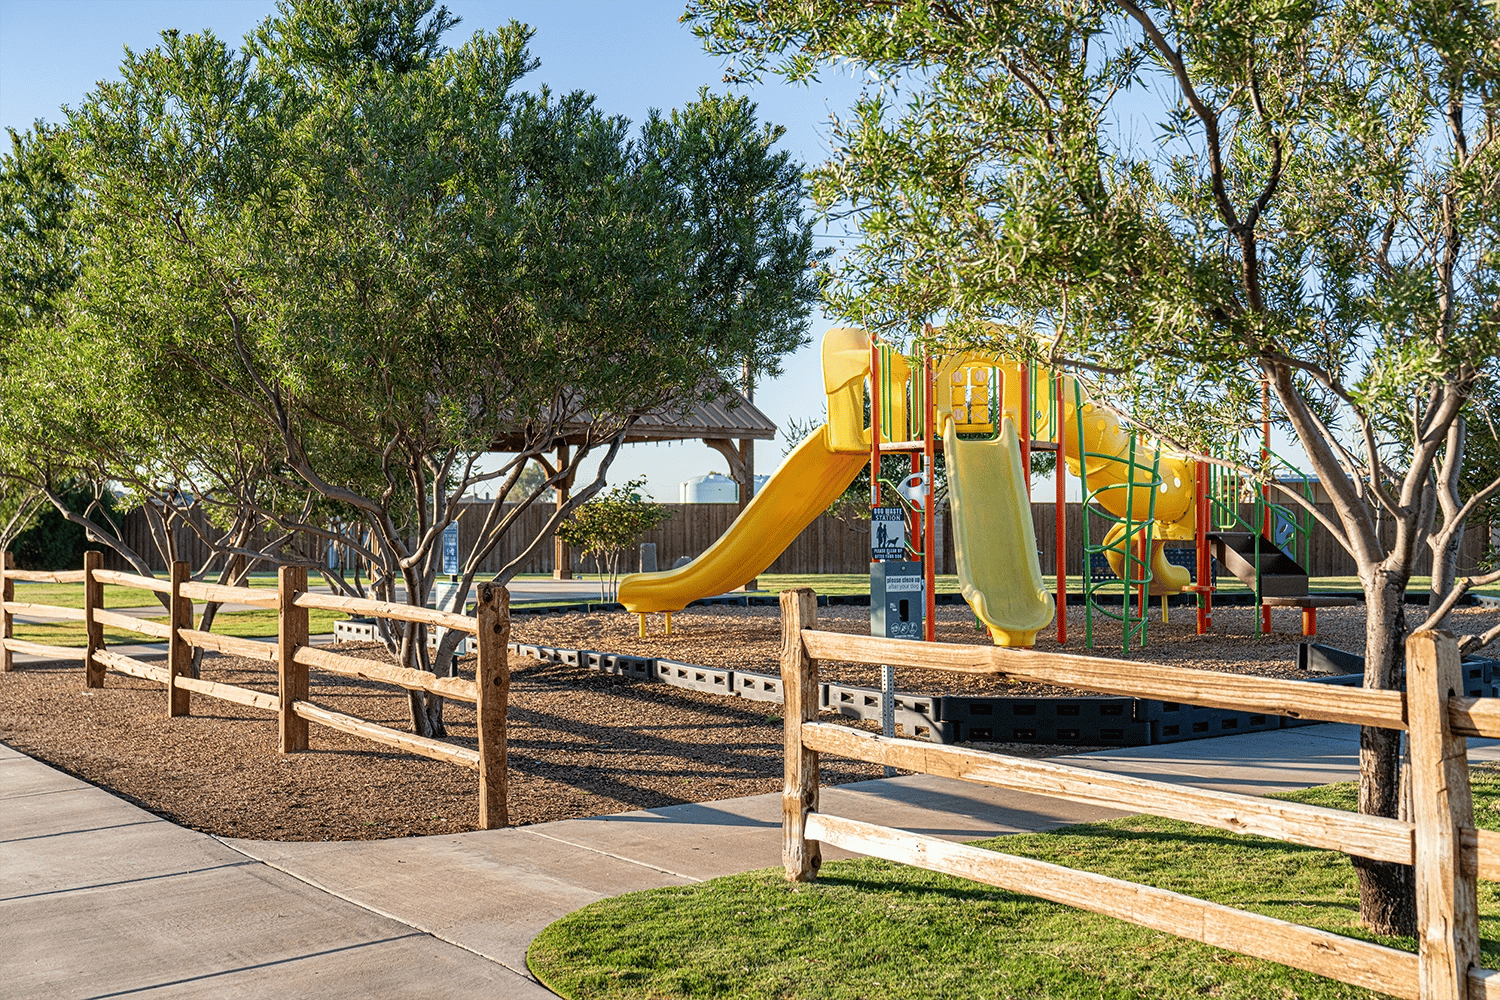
[486,387,778,452]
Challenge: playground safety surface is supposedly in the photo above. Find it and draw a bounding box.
[3,602,1498,843]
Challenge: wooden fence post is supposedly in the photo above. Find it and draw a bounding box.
[278,565,308,752]
[1,551,12,673]
[475,582,510,830]
[166,561,191,717]
[1408,629,1479,998]
[84,550,104,688]
[781,587,821,881]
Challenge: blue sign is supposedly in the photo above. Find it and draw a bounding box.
[442,523,460,575]
[871,507,906,561]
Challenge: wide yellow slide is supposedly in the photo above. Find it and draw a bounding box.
[944,417,1055,646]
[616,426,867,614]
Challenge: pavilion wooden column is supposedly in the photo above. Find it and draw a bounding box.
[739,436,757,591]
[704,436,759,591]
[553,444,573,580]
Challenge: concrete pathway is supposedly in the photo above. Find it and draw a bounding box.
[6,725,1499,999]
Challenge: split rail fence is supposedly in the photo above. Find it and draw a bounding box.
[0,551,511,828]
[780,587,1500,999]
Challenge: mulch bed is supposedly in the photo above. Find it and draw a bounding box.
[4,600,1494,842]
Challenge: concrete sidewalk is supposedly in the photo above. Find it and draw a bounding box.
[6,725,1498,999]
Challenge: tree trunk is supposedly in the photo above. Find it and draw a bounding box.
[1429,524,1464,608]
[1352,577,1416,936]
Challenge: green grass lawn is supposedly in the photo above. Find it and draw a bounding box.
[11,608,349,647]
[8,574,278,611]
[528,774,1500,1000]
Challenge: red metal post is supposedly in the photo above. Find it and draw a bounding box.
[1195,459,1212,635]
[870,337,882,512]
[1054,372,1067,645]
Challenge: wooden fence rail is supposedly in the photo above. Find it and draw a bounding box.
[0,552,510,829]
[780,587,1489,1000]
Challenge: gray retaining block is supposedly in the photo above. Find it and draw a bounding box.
[939,695,1150,746]
[604,654,654,681]
[1138,698,1282,742]
[653,659,734,695]
[733,670,784,703]
[822,682,953,743]
[334,619,377,642]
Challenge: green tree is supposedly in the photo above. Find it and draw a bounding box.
[689,0,1500,934]
[556,478,673,601]
[2,0,820,736]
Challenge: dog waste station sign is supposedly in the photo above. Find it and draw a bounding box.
[871,507,906,561]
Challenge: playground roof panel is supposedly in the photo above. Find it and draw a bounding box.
[486,388,778,451]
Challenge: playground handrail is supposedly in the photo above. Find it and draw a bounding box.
[781,587,1491,999]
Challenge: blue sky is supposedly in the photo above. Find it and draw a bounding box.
[0,0,872,500]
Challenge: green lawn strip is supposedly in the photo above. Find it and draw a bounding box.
[8,574,279,611]
[11,608,348,647]
[528,773,1500,1000]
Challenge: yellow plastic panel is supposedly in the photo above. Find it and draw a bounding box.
[944,417,1055,646]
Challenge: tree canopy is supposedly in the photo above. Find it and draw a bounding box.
[689,0,1500,934]
[0,0,822,733]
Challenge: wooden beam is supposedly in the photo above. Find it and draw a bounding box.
[90,569,172,594]
[1470,968,1500,1000]
[83,551,104,689]
[179,580,278,608]
[173,674,277,712]
[293,592,476,634]
[3,637,86,661]
[1407,630,1480,997]
[167,561,191,717]
[1,551,10,672]
[3,601,88,622]
[474,582,510,829]
[292,700,479,768]
[798,630,1408,729]
[1447,697,1500,740]
[90,609,172,639]
[292,645,477,703]
[805,811,1420,1000]
[4,569,87,583]
[278,566,309,753]
[95,649,169,685]
[782,588,821,881]
[178,628,276,662]
[800,723,1414,865]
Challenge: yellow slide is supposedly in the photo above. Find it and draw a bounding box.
[945,417,1055,647]
[617,425,867,614]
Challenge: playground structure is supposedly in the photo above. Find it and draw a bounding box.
[619,328,1335,651]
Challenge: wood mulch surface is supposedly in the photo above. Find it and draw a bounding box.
[4,601,1495,843]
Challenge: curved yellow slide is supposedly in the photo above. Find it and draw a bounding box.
[945,417,1055,647]
[995,363,1192,597]
[1054,381,1193,595]
[617,425,867,614]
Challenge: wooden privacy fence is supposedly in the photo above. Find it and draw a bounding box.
[0,552,511,829]
[780,587,1500,999]
[102,500,1491,579]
